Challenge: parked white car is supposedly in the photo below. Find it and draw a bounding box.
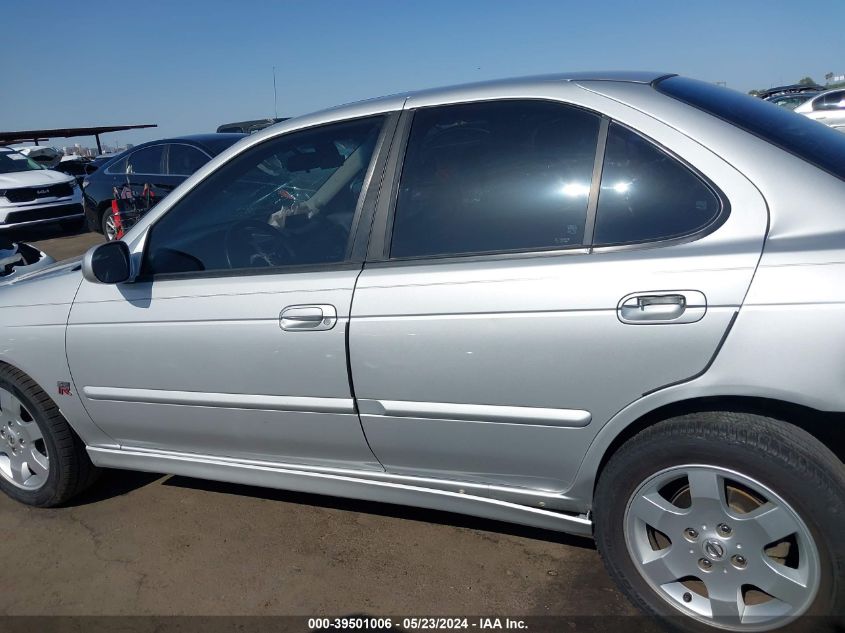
[16,146,61,169]
[794,88,845,131]
[0,237,54,281]
[0,147,84,231]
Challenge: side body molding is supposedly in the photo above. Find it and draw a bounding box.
[83,386,355,414]
[357,399,592,427]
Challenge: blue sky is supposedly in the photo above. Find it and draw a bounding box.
[3,0,844,148]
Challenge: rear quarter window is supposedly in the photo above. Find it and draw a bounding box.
[594,123,722,246]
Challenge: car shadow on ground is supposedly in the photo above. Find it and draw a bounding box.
[65,468,166,506]
[61,466,594,548]
[6,221,89,243]
[161,474,595,549]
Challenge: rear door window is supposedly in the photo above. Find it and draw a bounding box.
[105,156,128,175]
[168,144,210,176]
[814,90,845,111]
[593,123,722,246]
[126,146,165,175]
[390,100,601,258]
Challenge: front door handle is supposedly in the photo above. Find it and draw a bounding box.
[280,304,337,331]
[618,291,706,325]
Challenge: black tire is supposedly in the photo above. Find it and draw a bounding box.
[85,206,102,233]
[0,364,99,507]
[594,413,845,632]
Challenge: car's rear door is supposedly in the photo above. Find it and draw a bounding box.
[67,114,397,470]
[348,88,767,494]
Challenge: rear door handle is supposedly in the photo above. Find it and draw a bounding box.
[280,304,337,331]
[618,291,706,324]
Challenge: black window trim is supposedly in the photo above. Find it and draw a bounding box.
[164,142,213,177]
[135,112,400,283]
[365,98,730,266]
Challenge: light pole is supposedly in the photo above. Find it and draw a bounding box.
[273,66,278,120]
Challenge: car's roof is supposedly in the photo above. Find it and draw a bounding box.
[260,71,675,135]
[163,133,246,145]
[768,92,818,100]
[812,87,845,97]
[363,70,672,105]
[130,133,247,154]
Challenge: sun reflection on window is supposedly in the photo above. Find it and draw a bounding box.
[560,182,591,197]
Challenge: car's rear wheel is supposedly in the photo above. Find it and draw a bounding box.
[0,364,98,507]
[101,209,117,241]
[594,412,844,632]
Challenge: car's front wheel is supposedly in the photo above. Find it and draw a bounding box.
[594,412,844,632]
[0,364,98,507]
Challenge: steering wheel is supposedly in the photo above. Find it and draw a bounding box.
[224,219,295,269]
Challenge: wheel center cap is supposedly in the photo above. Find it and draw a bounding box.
[703,538,726,561]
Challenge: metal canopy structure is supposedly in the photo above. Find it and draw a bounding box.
[0,124,157,154]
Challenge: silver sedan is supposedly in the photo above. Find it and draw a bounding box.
[0,72,843,632]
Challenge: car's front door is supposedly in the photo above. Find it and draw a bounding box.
[349,97,768,493]
[67,115,394,470]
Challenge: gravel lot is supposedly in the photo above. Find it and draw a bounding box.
[1,227,635,623]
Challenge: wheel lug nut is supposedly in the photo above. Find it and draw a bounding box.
[731,555,747,569]
[698,558,712,571]
[684,528,699,541]
[717,523,732,537]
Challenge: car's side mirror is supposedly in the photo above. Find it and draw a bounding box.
[82,241,132,284]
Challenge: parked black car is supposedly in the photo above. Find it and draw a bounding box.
[755,83,825,100]
[82,134,245,239]
[88,154,119,170]
[766,92,820,110]
[217,118,288,134]
[55,158,97,185]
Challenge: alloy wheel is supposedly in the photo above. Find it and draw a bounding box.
[624,464,820,630]
[102,213,117,241]
[0,386,49,490]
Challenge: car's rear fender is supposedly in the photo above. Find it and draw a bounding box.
[568,253,845,511]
